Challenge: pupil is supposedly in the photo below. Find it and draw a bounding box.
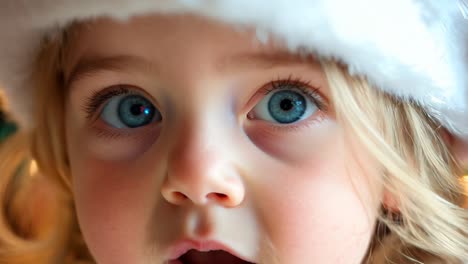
[130,104,143,115]
[280,99,293,111]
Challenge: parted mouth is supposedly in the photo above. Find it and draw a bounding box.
[167,240,255,264]
[169,249,255,264]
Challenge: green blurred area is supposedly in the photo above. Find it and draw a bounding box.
[0,112,17,142]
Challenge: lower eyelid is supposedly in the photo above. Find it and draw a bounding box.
[84,125,162,161]
[89,119,162,140]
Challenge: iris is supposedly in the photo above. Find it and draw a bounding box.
[267,90,306,123]
[117,95,157,128]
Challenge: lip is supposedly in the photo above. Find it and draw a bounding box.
[168,239,254,263]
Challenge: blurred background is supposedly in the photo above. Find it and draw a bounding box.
[0,89,16,142]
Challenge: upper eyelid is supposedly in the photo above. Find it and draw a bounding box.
[83,86,129,121]
[82,85,159,121]
[260,79,328,111]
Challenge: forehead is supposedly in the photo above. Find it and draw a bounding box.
[66,14,283,68]
[64,14,322,87]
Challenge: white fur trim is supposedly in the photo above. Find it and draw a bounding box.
[0,0,467,139]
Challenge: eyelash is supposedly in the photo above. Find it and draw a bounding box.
[83,85,132,120]
[82,76,327,123]
[260,75,327,112]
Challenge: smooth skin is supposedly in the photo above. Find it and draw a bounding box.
[64,14,382,264]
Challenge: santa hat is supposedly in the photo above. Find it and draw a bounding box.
[0,0,467,141]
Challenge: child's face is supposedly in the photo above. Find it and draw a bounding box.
[64,15,382,264]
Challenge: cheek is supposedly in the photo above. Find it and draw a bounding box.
[69,149,161,263]
[65,100,172,261]
[253,129,380,263]
[262,179,376,263]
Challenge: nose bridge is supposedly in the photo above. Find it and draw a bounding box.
[162,112,245,207]
[170,114,218,175]
[168,119,220,181]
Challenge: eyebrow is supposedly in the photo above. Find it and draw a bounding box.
[217,51,317,71]
[66,55,158,88]
[66,51,316,87]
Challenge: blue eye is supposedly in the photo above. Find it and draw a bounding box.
[100,94,161,128]
[251,84,319,124]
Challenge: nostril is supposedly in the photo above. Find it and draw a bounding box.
[215,193,227,199]
[174,192,188,200]
[207,192,228,201]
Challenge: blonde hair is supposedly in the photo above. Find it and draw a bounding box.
[322,61,467,263]
[0,29,466,264]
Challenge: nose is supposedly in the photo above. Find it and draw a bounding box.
[161,122,245,207]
